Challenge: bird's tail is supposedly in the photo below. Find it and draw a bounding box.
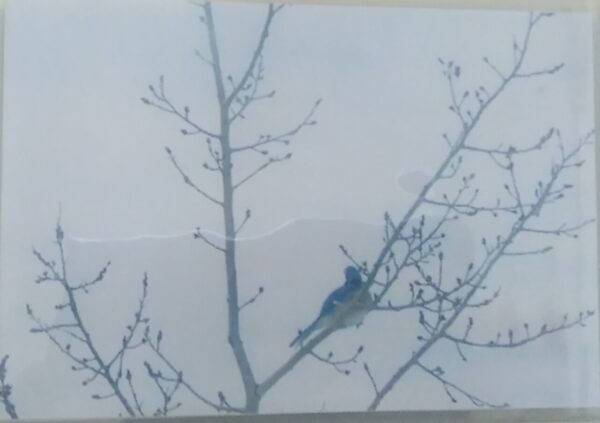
[289,318,319,348]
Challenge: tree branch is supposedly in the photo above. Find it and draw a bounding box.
[141,75,220,139]
[233,153,291,191]
[443,310,594,349]
[309,345,364,375]
[28,221,155,417]
[416,361,509,408]
[0,356,18,419]
[193,227,225,252]
[522,219,595,238]
[231,98,320,155]
[165,147,223,206]
[224,4,282,107]
[238,286,265,312]
[143,329,244,413]
[365,13,583,410]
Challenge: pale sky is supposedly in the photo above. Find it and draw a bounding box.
[0,0,598,419]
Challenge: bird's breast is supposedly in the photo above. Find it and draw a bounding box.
[339,307,369,328]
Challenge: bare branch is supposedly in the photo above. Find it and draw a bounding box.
[482,56,507,81]
[194,48,213,67]
[143,329,243,413]
[225,4,282,107]
[32,248,60,280]
[193,227,225,252]
[72,261,111,292]
[503,245,553,256]
[143,361,183,416]
[444,310,594,349]
[366,13,582,410]
[309,345,364,375]
[464,127,555,157]
[515,62,564,78]
[203,137,223,173]
[125,370,145,417]
[165,147,223,206]
[235,209,252,235]
[368,131,594,410]
[424,196,526,217]
[238,286,265,312]
[233,153,292,191]
[228,55,277,123]
[107,274,150,371]
[30,322,79,333]
[29,222,146,417]
[0,356,18,419]
[91,392,117,401]
[141,75,220,139]
[363,362,380,396]
[416,361,509,408]
[231,99,320,154]
[522,219,595,238]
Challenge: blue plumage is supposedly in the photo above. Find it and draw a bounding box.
[289,266,371,347]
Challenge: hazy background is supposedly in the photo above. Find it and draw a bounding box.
[0,0,598,418]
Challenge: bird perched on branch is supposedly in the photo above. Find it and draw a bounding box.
[289,266,373,347]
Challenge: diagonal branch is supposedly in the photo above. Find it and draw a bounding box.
[238,286,265,312]
[106,275,150,372]
[143,329,244,413]
[165,147,223,206]
[235,209,252,235]
[367,128,593,411]
[233,153,291,191]
[225,4,283,107]
[364,13,581,410]
[416,361,509,408]
[143,361,183,416]
[363,362,380,397]
[141,75,220,139]
[125,370,145,417]
[232,99,320,154]
[72,261,111,292]
[29,221,143,417]
[193,227,225,252]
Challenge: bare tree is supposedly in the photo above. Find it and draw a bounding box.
[334,12,596,410]
[26,4,594,417]
[29,220,221,417]
[141,1,319,413]
[28,220,154,417]
[140,4,594,413]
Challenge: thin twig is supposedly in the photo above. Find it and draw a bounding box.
[165,147,223,206]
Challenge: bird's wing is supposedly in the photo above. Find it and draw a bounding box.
[289,317,320,347]
[290,285,349,348]
[290,283,369,348]
[319,284,354,316]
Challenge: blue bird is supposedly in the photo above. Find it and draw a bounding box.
[289,266,373,347]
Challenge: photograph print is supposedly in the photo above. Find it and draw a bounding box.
[0,0,598,419]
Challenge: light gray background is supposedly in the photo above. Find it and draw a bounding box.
[0,0,598,419]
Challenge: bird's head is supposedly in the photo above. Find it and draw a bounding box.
[344,266,362,286]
